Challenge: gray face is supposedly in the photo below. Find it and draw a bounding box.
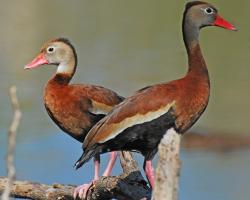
[42,42,72,65]
[186,4,218,28]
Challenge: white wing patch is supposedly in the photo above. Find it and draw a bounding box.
[89,100,113,115]
[99,101,175,143]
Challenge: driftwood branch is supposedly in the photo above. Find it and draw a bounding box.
[153,130,181,200]
[0,178,75,200]
[85,151,150,200]
[0,152,151,200]
[1,86,22,200]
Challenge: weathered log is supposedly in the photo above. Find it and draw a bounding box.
[153,130,181,200]
[0,152,151,200]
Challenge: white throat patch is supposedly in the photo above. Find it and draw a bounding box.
[57,63,72,74]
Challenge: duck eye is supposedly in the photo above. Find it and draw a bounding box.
[47,47,54,53]
[204,7,214,14]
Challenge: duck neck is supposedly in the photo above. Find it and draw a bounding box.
[182,15,209,80]
[54,54,77,85]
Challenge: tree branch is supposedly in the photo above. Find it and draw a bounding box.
[0,152,151,200]
[1,86,22,200]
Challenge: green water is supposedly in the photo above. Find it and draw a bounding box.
[0,1,250,199]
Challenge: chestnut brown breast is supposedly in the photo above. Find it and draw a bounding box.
[174,75,210,133]
[44,75,124,142]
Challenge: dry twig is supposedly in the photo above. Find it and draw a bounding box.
[1,86,22,200]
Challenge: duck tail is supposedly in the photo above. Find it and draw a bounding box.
[74,145,100,170]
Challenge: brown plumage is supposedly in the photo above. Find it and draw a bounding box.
[25,38,124,199]
[44,73,123,142]
[75,1,236,188]
[26,38,123,142]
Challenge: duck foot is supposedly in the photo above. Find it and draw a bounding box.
[73,180,96,199]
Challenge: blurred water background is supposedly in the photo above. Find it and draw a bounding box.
[0,1,250,199]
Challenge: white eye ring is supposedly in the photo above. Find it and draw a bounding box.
[47,46,55,53]
[204,7,214,15]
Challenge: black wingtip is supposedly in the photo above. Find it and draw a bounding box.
[74,155,84,170]
[73,147,99,170]
[74,161,81,170]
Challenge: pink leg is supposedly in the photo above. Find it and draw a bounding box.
[102,151,118,176]
[143,160,155,189]
[73,152,118,199]
[93,155,100,180]
[73,155,100,199]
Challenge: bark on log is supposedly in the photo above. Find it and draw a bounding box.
[153,130,181,200]
[0,152,151,200]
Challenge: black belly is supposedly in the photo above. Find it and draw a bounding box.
[101,109,176,160]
